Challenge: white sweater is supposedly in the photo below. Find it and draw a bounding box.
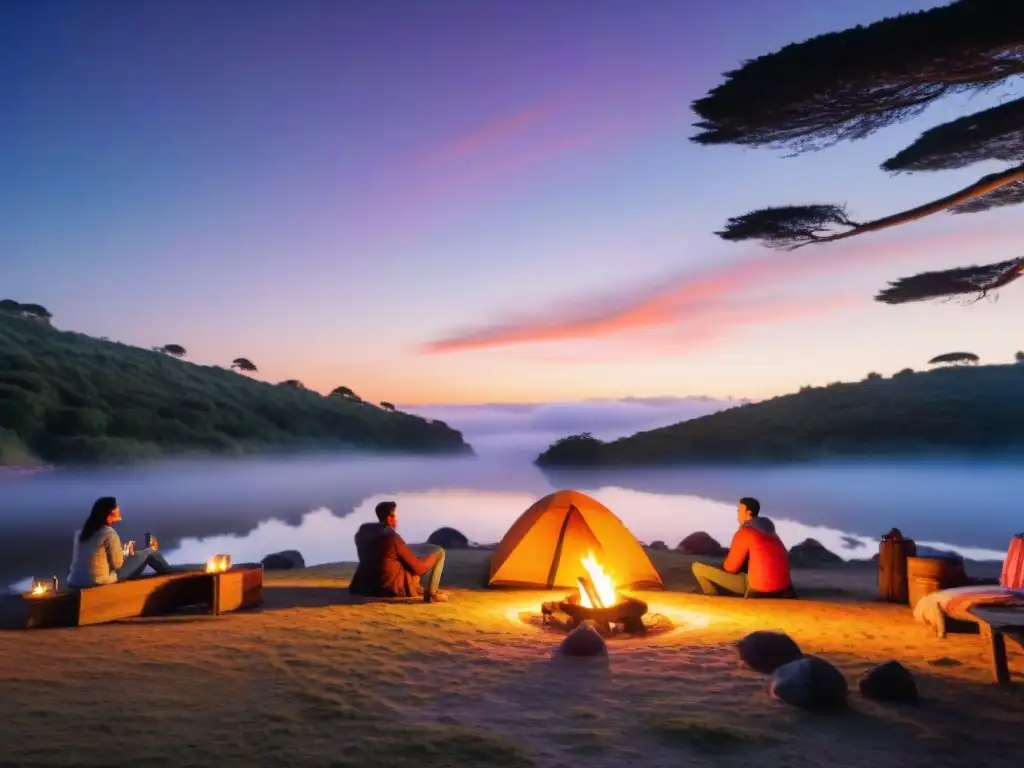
[67,526,124,588]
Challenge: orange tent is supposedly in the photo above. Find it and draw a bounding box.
[488,490,664,590]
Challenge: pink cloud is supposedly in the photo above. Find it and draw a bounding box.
[421,223,1018,356]
[426,101,561,164]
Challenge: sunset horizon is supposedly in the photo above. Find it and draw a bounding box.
[4,0,1020,410]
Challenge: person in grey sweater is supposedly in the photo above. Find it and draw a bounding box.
[67,496,175,589]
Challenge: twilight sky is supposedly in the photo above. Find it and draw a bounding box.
[3,0,1021,408]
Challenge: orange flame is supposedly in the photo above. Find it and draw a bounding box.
[578,551,617,608]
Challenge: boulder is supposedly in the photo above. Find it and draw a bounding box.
[427,527,469,549]
[737,630,803,674]
[770,655,848,712]
[260,550,305,570]
[649,540,668,551]
[788,539,843,568]
[678,532,726,556]
[858,661,918,703]
[559,621,607,657]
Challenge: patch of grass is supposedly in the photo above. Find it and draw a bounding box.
[328,724,535,768]
[641,712,777,751]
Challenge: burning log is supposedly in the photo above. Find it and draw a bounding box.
[577,575,605,610]
[541,551,651,636]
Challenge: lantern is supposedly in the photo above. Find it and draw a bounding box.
[205,554,231,573]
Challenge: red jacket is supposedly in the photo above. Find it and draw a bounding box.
[723,524,792,594]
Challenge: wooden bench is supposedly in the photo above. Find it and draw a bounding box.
[968,605,1024,685]
[2,566,263,630]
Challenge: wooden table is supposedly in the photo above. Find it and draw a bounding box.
[969,605,1024,685]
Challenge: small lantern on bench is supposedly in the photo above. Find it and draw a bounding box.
[205,554,231,573]
[30,576,57,597]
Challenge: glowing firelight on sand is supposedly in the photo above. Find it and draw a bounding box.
[31,583,47,596]
[578,551,618,608]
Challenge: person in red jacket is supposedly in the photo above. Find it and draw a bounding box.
[691,497,795,598]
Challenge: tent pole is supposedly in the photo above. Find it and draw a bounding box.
[546,505,576,590]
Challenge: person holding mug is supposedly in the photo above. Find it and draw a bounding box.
[67,496,175,588]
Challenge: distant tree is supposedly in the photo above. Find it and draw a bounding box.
[280,379,305,389]
[330,386,362,402]
[928,352,980,367]
[690,1,1024,304]
[1016,350,1024,364]
[18,303,52,322]
[0,300,53,323]
[864,372,883,381]
[379,401,396,412]
[893,367,915,378]
[535,432,606,467]
[161,344,186,358]
[231,357,258,373]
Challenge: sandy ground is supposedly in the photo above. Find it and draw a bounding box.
[1,549,1021,768]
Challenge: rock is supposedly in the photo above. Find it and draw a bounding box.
[858,661,918,703]
[260,550,305,570]
[649,540,668,551]
[678,531,727,556]
[770,655,848,712]
[559,621,607,657]
[427,527,469,549]
[788,539,843,567]
[737,630,803,674]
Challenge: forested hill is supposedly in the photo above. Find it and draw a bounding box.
[536,364,1024,467]
[0,308,471,465]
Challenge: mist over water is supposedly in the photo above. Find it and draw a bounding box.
[3,451,1019,591]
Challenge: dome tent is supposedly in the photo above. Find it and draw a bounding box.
[488,490,663,590]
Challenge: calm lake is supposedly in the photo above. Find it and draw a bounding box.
[3,454,1020,591]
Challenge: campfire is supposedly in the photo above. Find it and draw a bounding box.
[541,551,649,636]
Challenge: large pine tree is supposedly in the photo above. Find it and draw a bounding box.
[691,0,1023,304]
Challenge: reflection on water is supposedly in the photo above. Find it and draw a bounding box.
[2,454,1018,592]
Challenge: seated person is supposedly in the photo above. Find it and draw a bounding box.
[691,497,794,598]
[67,496,175,589]
[348,500,448,603]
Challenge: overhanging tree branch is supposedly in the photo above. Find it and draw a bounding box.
[874,257,1024,304]
[718,162,1024,249]
[691,1,1024,151]
[882,95,1024,172]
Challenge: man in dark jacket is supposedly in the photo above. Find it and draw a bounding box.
[348,500,448,602]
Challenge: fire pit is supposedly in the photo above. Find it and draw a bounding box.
[531,551,672,638]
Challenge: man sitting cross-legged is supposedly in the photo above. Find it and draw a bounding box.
[348,500,449,603]
[691,497,795,598]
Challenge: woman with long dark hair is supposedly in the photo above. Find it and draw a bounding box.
[67,496,174,588]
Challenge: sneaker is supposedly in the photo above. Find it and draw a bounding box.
[424,591,449,603]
